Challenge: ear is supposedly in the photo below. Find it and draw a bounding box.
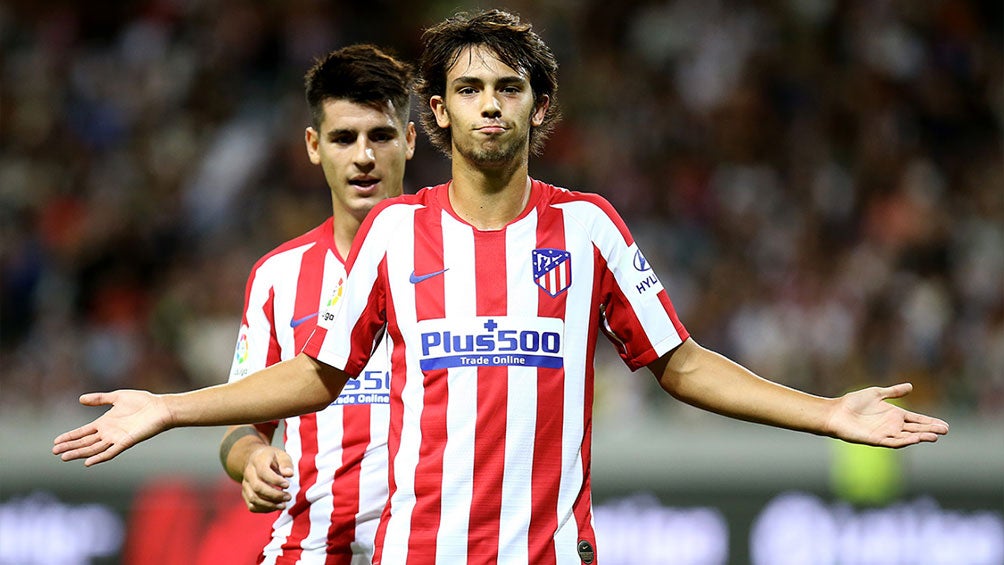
[405,121,417,160]
[531,94,550,127]
[305,126,322,165]
[430,95,450,128]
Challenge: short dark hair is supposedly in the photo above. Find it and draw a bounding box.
[416,9,560,157]
[304,44,414,129]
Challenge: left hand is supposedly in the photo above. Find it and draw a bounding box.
[825,383,949,447]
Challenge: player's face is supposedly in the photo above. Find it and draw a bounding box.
[430,44,548,167]
[306,99,416,223]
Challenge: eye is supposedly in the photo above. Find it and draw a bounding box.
[331,133,357,145]
[458,86,477,95]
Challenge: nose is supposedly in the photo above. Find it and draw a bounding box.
[353,140,375,171]
[480,91,502,118]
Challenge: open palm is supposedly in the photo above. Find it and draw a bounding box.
[826,383,949,448]
[52,390,171,466]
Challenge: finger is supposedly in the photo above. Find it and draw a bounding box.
[901,420,949,435]
[883,428,946,448]
[252,453,289,488]
[249,499,284,513]
[249,472,292,501]
[243,484,287,512]
[84,443,126,466]
[53,432,101,454]
[254,482,290,504]
[53,425,98,446]
[903,411,950,432]
[59,437,115,461]
[258,468,290,489]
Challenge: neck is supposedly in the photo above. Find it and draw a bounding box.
[448,151,531,231]
[331,210,362,259]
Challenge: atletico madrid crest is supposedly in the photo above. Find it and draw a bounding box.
[532,248,572,297]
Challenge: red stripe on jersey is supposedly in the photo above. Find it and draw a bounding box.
[373,294,404,564]
[263,289,282,366]
[325,405,370,564]
[282,240,329,559]
[468,231,509,560]
[598,254,660,368]
[658,289,689,347]
[407,202,448,562]
[345,257,388,377]
[283,412,318,561]
[529,198,566,564]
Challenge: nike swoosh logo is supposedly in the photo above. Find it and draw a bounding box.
[289,312,319,328]
[409,268,449,284]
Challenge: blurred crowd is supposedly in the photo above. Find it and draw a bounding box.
[2,0,1001,421]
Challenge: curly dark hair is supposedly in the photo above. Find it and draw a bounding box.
[304,44,414,129]
[416,9,561,157]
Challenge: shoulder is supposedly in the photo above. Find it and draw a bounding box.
[364,184,444,227]
[250,218,332,272]
[535,179,632,242]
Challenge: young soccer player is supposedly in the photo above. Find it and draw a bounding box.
[211,44,415,564]
[54,10,948,564]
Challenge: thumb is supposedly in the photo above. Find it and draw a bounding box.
[276,450,295,477]
[879,382,913,401]
[79,392,115,407]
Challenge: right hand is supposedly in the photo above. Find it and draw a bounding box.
[52,390,171,466]
[242,446,295,512]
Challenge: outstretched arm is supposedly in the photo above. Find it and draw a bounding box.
[220,424,294,512]
[650,338,949,447]
[53,353,349,466]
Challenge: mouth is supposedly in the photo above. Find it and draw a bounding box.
[348,177,381,194]
[476,124,507,134]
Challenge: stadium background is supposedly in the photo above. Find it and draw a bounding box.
[1,0,1001,563]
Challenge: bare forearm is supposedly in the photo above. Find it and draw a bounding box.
[166,353,346,428]
[654,339,835,435]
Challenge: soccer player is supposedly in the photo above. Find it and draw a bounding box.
[211,44,415,564]
[54,9,949,564]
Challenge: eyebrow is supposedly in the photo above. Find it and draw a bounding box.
[327,125,399,138]
[451,75,527,88]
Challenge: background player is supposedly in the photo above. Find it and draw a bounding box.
[53,9,949,564]
[212,44,415,564]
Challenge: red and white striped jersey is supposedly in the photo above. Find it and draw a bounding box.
[303,181,689,564]
[229,217,390,565]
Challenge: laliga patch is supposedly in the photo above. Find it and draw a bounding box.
[327,276,345,309]
[313,276,345,329]
[231,325,250,378]
[532,248,572,297]
[233,326,249,365]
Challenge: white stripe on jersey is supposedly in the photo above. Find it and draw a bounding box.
[435,212,477,563]
[553,205,593,565]
[375,207,420,564]
[497,213,540,565]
